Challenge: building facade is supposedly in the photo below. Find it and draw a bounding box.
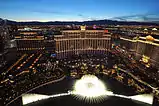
[55,29,111,59]
[120,36,159,67]
[15,29,55,55]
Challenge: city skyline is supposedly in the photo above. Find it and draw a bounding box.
[0,0,159,22]
[1,1,159,105]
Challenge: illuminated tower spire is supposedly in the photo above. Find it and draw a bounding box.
[80,25,86,31]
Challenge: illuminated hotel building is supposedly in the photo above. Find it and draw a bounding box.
[15,28,55,55]
[120,35,159,67]
[55,26,111,59]
[16,39,45,54]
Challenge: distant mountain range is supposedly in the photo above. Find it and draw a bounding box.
[111,14,159,23]
[1,18,159,26]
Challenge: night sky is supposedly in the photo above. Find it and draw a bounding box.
[0,0,159,22]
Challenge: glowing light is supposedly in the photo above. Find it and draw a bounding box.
[22,94,49,105]
[130,94,153,105]
[72,75,107,103]
[22,92,153,105]
[142,55,150,63]
[21,75,153,105]
[22,92,71,105]
[80,25,86,31]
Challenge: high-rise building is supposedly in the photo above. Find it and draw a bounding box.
[0,28,5,53]
[0,19,6,69]
[120,35,159,67]
[55,26,111,59]
[0,19,17,69]
[15,28,55,55]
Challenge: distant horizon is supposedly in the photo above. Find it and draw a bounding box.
[0,0,159,22]
[2,18,159,23]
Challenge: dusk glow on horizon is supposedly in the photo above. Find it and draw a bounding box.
[0,0,159,22]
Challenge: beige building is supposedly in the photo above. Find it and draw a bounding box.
[54,29,111,59]
[120,36,159,67]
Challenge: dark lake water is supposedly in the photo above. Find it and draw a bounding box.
[9,75,151,106]
[25,76,150,106]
